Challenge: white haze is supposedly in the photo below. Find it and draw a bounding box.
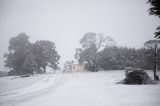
[0,0,159,71]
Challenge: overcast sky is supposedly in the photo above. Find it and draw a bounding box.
[0,0,159,71]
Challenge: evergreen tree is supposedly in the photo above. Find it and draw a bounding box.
[4,33,60,75]
[148,0,160,38]
[33,40,60,73]
[4,33,30,75]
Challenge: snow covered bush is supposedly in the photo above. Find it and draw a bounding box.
[118,70,157,85]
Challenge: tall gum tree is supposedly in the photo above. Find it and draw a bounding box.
[75,32,116,72]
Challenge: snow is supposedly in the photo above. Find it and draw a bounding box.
[0,74,48,95]
[0,70,160,106]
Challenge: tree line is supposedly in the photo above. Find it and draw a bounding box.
[3,32,160,79]
[97,46,160,70]
[4,33,60,75]
[75,32,160,73]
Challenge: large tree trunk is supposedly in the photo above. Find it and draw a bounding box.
[94,55,98,72]
[154,42,157,81]
[94,64,98,72]
[43,66,46,73]
[37,66,41,73]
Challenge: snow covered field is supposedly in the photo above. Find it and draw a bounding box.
[0,70,160,106]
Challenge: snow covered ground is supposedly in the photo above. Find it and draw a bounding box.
[0,70,160,106]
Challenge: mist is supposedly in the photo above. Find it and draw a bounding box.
[0,0,159,71]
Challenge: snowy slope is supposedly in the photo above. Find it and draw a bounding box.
[0,71,160,106]
[0,74,51,95]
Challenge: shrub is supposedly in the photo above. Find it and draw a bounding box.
[118,69,158,85]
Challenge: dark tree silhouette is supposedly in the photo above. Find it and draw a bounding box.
[4,33,30,75]
[33,40,60,73]
[148,0,160,39]
[4,33,60,75]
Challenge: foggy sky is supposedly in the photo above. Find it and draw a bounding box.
[0,0,159,71]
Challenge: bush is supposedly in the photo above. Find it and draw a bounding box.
[118,69,157,85]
